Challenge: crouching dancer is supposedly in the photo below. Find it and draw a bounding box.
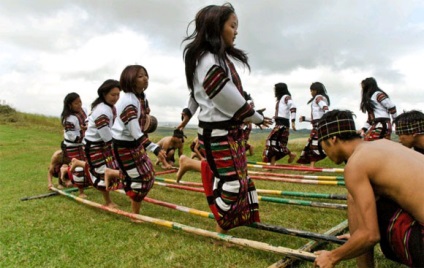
[313,109,424,268]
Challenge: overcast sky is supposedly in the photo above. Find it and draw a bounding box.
[1,0,424,129]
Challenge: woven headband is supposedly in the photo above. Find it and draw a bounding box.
[395,120,424,135]
[317,117,357,142]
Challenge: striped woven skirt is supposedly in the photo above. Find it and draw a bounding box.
[297,127,326,164]
[364,119,392,141]
[113,142,155,202]
[377,197,424,266]
[199,127,260,231]
[262,124,291,162]
[62,143,90,188]
[85,141,119,190]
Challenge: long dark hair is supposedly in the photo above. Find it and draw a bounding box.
[360,77,389,113]
[120,65,149,94]
[307,82,330,105]
[182,3,250,91]
[61,92,80,125]
[91,79,121,110]
[274,83,290,100]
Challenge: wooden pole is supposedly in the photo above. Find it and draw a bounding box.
[251,175,346,186]
[248,163,344,173]
[20,187,79,201]
[153,180,347,210]
[50,186,317,262]
[154,177,346,200]
[140,195,345,244]
[249,170,345,181]
[268,220,348,268]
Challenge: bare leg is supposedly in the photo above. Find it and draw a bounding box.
[78,187,87,199]
[288,152,297,163]
[101,190,118,208]
[310,161,316,168]
[130,200,144,222]
[216,224,227,234]
[270,156,276,166]
[69,158,86,173]
[248,145,254,156]
[104,168,120,189]
[176,155,201,182]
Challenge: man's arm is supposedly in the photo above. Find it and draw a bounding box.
[47,151,61,189]
[177,143,183,157]
[193,141,205,161]
[315,163,380,267]
[47,165,54,189]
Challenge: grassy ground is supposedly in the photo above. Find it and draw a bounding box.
[0,107,400,267]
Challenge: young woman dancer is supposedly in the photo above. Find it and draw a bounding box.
[359,77,397,141]
[110,65,169,215]
[262,82,297,165]
[297,82,330,168]
[70,79,121,207]
[61,92,88,197]
[182,3,272,233]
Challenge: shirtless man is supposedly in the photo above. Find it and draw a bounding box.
[47,150,72,189]
[189,136,205,161]
[393,110,424,153]
[155,129,185,168]
[313,110,424,268]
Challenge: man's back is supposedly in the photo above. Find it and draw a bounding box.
[346,139,424,222]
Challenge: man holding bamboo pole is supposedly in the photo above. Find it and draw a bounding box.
[313,109,424,268]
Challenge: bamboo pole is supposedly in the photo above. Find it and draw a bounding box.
[154,177,347,200]
[249,170,345,181]
[20,187,79,201]
[139,195,345,244]
[154,181,204,192]
[155,169,178,176]
[155,177,203,187]
[251,175,346,186]
[258,196,347,210]
[50,186,317,262]
[269,220,348,268]
[248,163,344,173]
[153,181,347,210]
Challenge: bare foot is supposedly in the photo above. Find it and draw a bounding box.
[65,180,73,187]
[216,224,228,234]
[78,193,87,199]
[131,218,144,223]
[176,155,189,182]
[57,184,64,189]
[106,202,119,209]
[288,153,297,163]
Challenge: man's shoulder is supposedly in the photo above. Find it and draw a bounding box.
[158,136,172,143]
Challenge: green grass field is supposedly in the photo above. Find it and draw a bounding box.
[0,106,400,267]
